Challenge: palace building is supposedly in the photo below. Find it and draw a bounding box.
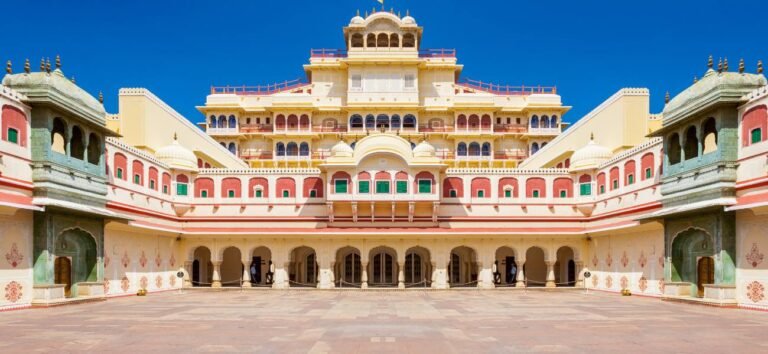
[1,10,768,310]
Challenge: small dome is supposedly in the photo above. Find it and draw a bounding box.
[331,140,354,157]
[156,137,198,171]
[413,140,436,157]
[569,138,612,172]
[402,15,416,24]
[350,15,364,24]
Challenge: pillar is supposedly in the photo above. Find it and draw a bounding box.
[545,261,556,288]
[433,261,449,289]
[575,261,585,288]
[477,261,495,289]
[398,262,405,289]
[516,260,526,287]
[318,259,333,289]
[272,261,290,289]
[183,261,193,288]
[361,261,369,289]
[211,261,222,288]
[241,259,251,288]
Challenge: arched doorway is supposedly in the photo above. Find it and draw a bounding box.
[192,246,213,287]
[495,247,517,286]
[250,246,272,286]
[697,257,715,297]
[335,246,362,287]
[369,247,397,287]
[405,246,431,287]
[289,246,317,287]
[555,246,576,287]
[524,247,547,287]
[220,247,242,287]
[671,228,716,297]
[54,228,98,297]
[449,246,477,287]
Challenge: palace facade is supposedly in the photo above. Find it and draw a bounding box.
[1,11,768,310]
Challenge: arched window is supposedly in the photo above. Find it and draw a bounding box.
[542,142,548,147]
[531,142,540,154]
[218,115,226,128]
[531,115,539,128]
[376,114,389,129]
[299,142,309,156]
[299,114,310,129]
[481,142,491,156]
[286,142,298,156]
[403,33,415,48]
[276,142,286,156]
[209,115,217,128]
[481,115,491,129]
[220,142,226,148]
[228,115,237,129]
[350,114,363,129]
[684,126,698,160]
[87,133,100,165]
[365,114,375,129]
[366,33,377,47]
[468,114,479,129]
[403,114,416,129]
[551,115,558,127]
[702,118,717,154]
[457,115,467,129]
[287,114,298,129]
[276,114,286,129]
[51,117,67,154]
[351,33,364,48]
[457,142,468,156]
[70,125,85,160]
[541,115,550,128]
[391,114,401,129]
[377,33,389,47]
[468,142,481,156]
[228,142,236,155]
[390,33,399,47]
[668,133,681,164]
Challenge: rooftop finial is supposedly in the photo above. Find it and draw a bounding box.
[758,60,764,74]
[398,11,401,17]
[55,54,61,69]
[707,55,713,69]
[717,57,723,73]
[98,91,104,104]
[173,132,178,141]
[24,58,30,73]
[590,132,594,141]
[665,91,670,104]
[693,76,698,83]
[739,58,745,74]
[356,9,360,16]
[407,9,410,16]
[723,57,729,72]
[45,57,51,73]
[5,60,10,74]
[71,76,76,83]
[40,58,45,72]
[365,10,368,17]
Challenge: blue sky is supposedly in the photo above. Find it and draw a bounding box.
[2,0,766,124]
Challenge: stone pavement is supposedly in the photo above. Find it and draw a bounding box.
[1,289,767,353]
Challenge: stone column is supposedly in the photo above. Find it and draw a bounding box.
[433,261,449,289]
[398,262,405,289]
[318,259,333,289]
[545,261,556,288]
[361,261,369,289]
[575,261,585,288]
[211,261,222,288]
[272,261,290,289]
[516,260,526,288]
[241,260,251,288]
[183,261,193,288]
[478,261,495,289]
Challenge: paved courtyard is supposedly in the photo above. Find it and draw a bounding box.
[1,290,767,353]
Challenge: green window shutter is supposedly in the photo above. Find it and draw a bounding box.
[149,180,155,190]
[418,180,431,194]
[532,190,539,198]
[504,189,511,198]
[309,190,317,198]
[612,180,618,189]
[255,189,263,198]
[134,174,141,184]
[449,190,457,198]
[201,190,208,198]
[7,128,18,144]
[177,183,188,196]
[559,190,567,198]
[628,175,634,185]
[600,185,605,194]
[282,190,289,198]
[335,179,348,194]
[645,168,652,179]
[396,180,408,194]
[358,180,370,193]
[477,190,485,198]
[163,185,168,194]
[228,190,235,198]
[376,181,390,194]
[752,128,762,144]
[580,183,591,196]
[116,168,123,179]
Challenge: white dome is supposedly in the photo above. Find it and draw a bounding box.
[331,140,354,157]
[156,137,199,172]
[350,15,364,24]
[412,140,436,157]
[569,138,612,172]
[402,16,416,24]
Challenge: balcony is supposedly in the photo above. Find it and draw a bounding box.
[240,125,273,133]
[210,79,309,96]
[327,192,440,203]
[418,49,457,58]
[313,125,348,133]
[527,128,561,136]
[239,152,273,160]
[457,79,557,96]
[207,128,240,136]
[494,152,528,160]
[419,125,455,133]
[309,48,457,59]
[493,125,528,134]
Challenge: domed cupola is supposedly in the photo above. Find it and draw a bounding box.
[412,140,436,158]
[569,134,612,172]
[350,10,364,25]
[402,10,416,25]
[155,134,199,172]
[331,140,354,157]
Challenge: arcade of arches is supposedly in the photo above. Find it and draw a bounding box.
[184,241,582,289]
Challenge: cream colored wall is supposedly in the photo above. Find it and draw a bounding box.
[735,210,768,309]
[0,211,33,309]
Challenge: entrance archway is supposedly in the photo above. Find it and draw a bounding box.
[289,246,317,286]
[449,246,477,287]
[555,246,576,287]
[220,247,242,287]
[494,247,518,286]
[405,246,431,287]
[671,228,716,297]
[697,257,715,297]
[369,246,397,287]
[524,247,547,287]
[54,228,98,297]
[335,246,362,287]
[192,246,213,287]
[250,246,272,286]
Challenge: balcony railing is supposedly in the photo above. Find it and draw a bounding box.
[210,79,309,96]
[420,126,455,133]
[240,152,273,160]
[494,152,528,160]
[311,49,348,58]
[240,125,273,133]
[458,79,557,96]
[528,128,561,135]
[418,49,457,58]
[309,48,457,59]
[493,125,528,133]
